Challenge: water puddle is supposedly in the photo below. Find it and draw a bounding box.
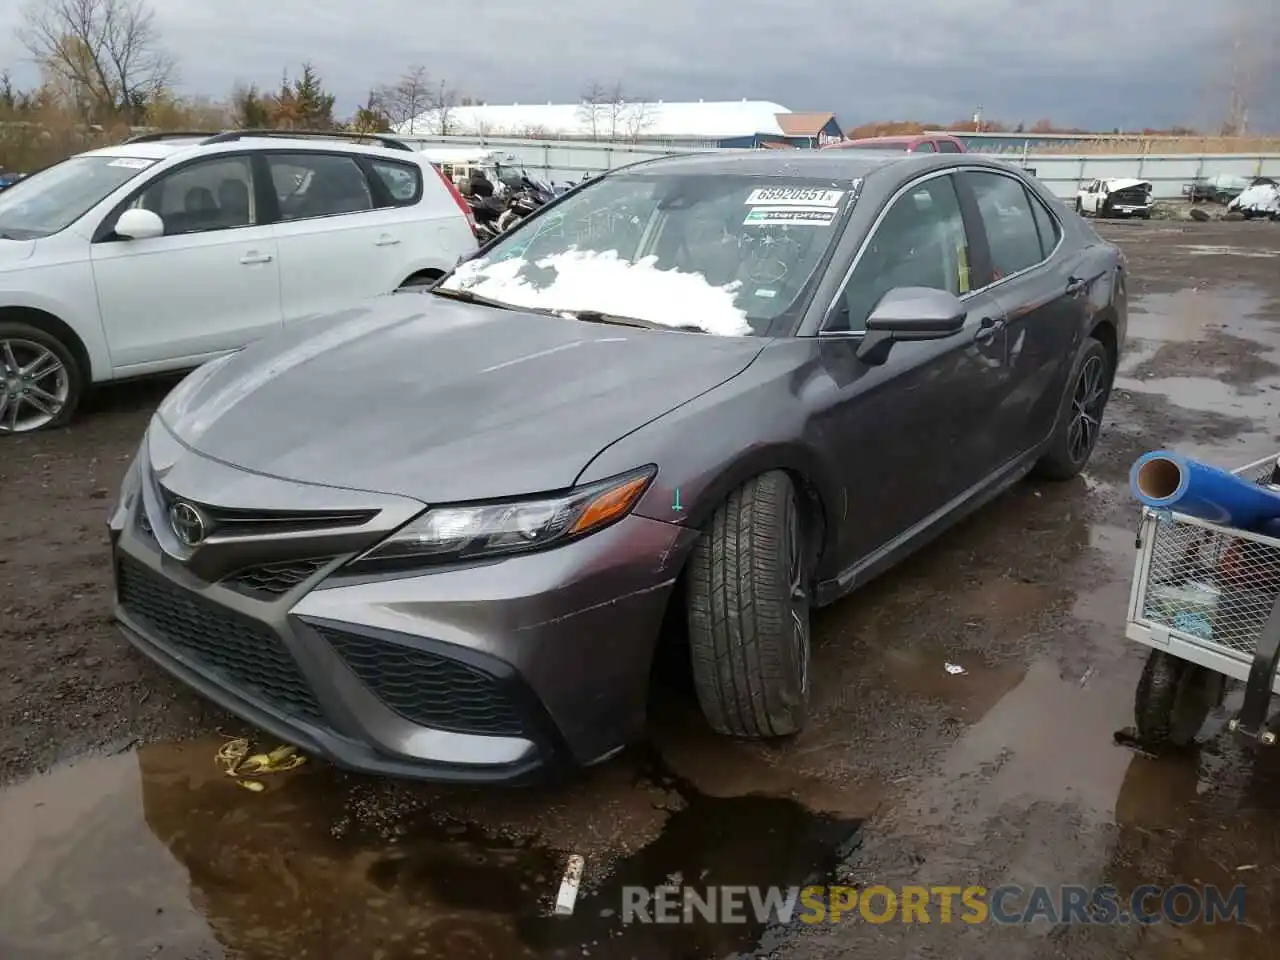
[1116,375,1276,417]
[0,740,860,960]
[1125,287,1275,347]
[1177,245,1280,259]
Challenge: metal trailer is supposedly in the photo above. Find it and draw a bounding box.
[1126,454,1280,747]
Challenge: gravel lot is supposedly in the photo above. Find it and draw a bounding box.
[2,219,1280,960]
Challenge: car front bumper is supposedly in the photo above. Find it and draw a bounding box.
[108,437,696,784]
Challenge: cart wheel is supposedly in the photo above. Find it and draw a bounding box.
[1134,650,1226,746]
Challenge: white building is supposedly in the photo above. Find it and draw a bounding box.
[397,100,794,145]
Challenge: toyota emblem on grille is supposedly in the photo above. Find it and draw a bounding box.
[168,501,207,546]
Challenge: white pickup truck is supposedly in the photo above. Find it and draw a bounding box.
[1075,178,1154,218]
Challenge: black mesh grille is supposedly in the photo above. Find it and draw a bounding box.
[225,558,336,599]
[117,557,324,722]
[320,627,526,737]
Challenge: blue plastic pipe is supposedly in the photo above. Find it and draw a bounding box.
[1130,450,1280,531]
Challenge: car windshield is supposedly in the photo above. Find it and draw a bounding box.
[0,155,156,239]
[438,172,857,336]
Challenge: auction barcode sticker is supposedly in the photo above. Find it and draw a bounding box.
[745,187,844,207]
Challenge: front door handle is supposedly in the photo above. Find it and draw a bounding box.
[973,316,1004,345]
[375,235,401,247]
[239,252,273,264]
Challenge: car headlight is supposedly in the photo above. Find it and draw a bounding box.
[348,465,657,569]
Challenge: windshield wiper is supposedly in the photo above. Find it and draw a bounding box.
[430,285,566,319]
[429,286,518,310]
[567,310,708,333]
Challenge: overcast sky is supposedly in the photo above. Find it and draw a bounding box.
[2,0,1276,132]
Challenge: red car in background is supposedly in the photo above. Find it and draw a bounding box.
[823,133,967,154]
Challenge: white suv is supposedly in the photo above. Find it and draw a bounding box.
[0,130,479,434]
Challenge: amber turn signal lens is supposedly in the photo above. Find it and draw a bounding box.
[568,475,652,536]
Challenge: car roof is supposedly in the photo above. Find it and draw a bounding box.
[78,135,422,163]
[612,149,910,181]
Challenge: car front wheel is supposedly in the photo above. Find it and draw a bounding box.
[1033,336,1111,480]
[686,471,811,739]
[0,322,83,435]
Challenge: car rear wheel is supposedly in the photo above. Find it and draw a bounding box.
[1033,337,1111,480]
[686,471,811,739]
[0,322,84,435]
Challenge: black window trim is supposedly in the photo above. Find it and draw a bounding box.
[818,167,984,338]
[955,168,1065,295]
[92,150,259,243]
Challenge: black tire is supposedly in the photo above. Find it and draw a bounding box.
[0,320,84,435]
[1074,198,1084,215]
[1134,650,1225,746]
[1032,337,1111,481]
[686,471,811,739]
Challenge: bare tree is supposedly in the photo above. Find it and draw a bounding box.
[621,97,657,142]
[576,80,609,139]
[428,79,461,135]
[374,64,431,134]
[19,0,175,123]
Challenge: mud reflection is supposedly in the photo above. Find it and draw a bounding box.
[0,741,859,960]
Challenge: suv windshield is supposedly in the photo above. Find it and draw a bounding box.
[0,155,156,239]
[438,172,857,336]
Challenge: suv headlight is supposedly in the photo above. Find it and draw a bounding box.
[348,465,656,569]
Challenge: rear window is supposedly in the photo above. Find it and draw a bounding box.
[369,159,422,205]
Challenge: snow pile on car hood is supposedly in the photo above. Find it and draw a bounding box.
[1229,181,1280,215]
[444,249,754,336]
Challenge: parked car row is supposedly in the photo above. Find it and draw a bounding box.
[102,147,1127,782]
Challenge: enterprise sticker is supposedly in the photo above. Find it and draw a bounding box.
[744,208,836,226]
[745,187,844,207]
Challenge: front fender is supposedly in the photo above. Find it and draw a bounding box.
[574,341,842,574]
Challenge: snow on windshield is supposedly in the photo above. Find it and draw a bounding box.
[443,249,754,337]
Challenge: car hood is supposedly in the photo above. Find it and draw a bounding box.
[159,293,767,503]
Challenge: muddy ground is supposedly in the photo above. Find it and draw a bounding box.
[2,220,1280,959]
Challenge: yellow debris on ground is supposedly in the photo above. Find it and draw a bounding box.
[215,736,306,791]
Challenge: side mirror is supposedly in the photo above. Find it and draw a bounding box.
[856,287,967,365]
[114,208,164,240]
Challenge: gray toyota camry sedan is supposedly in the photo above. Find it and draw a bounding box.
[109,150,1127,783]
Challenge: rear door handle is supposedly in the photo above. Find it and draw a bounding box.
[375,235,401,247]
[239,252,273,264]
[974,316,1004,344]
[1066,275,1088,296]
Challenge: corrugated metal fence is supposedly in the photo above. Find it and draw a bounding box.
[399,134,1279,202]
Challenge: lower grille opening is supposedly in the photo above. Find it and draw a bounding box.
[319,627,527,737]
[117,557,325,723]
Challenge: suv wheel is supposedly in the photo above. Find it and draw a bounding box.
[0,322,83,434]
[686,471,811,738]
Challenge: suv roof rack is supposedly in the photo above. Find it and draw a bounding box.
[123,131,221,144]
[200,129,413,152]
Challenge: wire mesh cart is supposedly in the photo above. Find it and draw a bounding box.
[1126,454,1280,747]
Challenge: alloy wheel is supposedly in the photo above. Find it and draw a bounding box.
[1067,354,1107,465]
[0,338,70,434]
[785,493,811,698]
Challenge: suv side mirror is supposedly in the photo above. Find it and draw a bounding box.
[115,208,165,240]
[856,287,967,365]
